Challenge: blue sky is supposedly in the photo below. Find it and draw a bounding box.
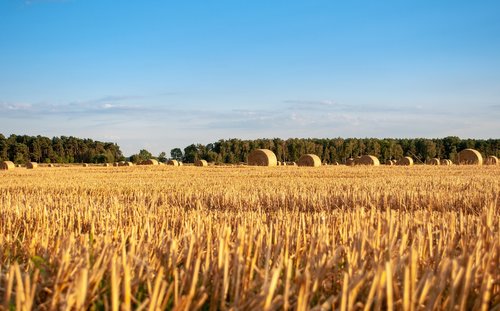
[1,0,499,155]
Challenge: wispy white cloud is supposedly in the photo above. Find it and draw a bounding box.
[1,95,499,156]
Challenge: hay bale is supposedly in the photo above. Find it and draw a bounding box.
[386,160,394,166]
[458,149,483,165]
[428,158,440,165]
[298,154,321,167]
[1,161,15,170]
[356,155,380,166]
[48,164,55,167]
[440,159,452,166]
[143,159,159,165]
[195,159,208,167]
[118,161,134,166]
[26,162,38,169]
[346,158,355,166]
[167,160,180,166]
[248,149,277,166]
[397,157,414,166]
[83,163,89,167]
[285,161,297,166]
[103,163,111,167]
[485,156,499,165]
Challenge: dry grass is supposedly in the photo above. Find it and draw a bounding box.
[0,165,499,310]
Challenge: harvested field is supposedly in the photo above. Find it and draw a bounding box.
[0,165,499,310]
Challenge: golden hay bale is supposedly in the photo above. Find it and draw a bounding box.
[167,160,179,166]
[118,161,134,166]
[386,160,394,166]
[26,162,38,169]
[458,148,483,165]
[103,163,111,167]
[440,159,452,166]
[48,164,55,167]
[346,158,355,166]
[143,159,159,165]
[397,156,414,166]
[248,149,277,166]
[113,162,119,167]
[282,162,287,166]
[298,154,321,167]
[485,156,499,165]
[356,155,380,166]
[428,158,440,165]
[286,162,297,166]
[82,163,89,167]
[195,159,208,167]
[1,161,15,170]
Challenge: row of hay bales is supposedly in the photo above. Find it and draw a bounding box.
[245,148,499,167]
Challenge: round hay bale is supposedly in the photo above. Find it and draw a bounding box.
[113,162,119,167]
[428,158,440,165]
[167,160,180,166]
[345,158,355,166]
[356,155,380,166]
[397,157,414,166]
[82,163,89,167]
[285,161,297,166]
[26,162,38,169]
[440,159,452,166]
[195,159,208,167]
[143,159,159,165]
[103,163,111,167]
[1,161,15,170]
[297,154,321,167]
[386,160,394,166]
[282,162,287,166]
[247,149,277,166]
[48,163,55,167]
[457,149,483,165]
[485,156,499,165]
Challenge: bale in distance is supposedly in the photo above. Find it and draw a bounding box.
[1,161,15,170]
[345,158,355,166]
[247,149,277,166]
[118,161,134,167]
[356,155,380,166]
[397,157,414,166]
[286,162,297,166]
[113,162,119,167]
[195,159,208,167]
[143,159,159,165]
[82,163,89,167]
[26,162,38,169]
[167,160,180,166]
[485,156,499,165]
[103,163,111,167]
[48,164,55,167]
[428,158,440,165]
[298,154,321,167]
[386,160,394,166]
[457,149,483,165]
[441,159,452,166]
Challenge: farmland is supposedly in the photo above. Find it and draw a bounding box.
[0,165,499,310]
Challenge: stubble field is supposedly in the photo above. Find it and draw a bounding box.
[0,165,499,310]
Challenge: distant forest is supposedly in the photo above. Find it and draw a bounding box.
[0,134,123,164]
[174,137,500,164]
[1,134,499,164]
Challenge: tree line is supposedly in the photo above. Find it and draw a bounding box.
[0,134,123,164]
[170,137,500,164]
[2,134,498,165]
